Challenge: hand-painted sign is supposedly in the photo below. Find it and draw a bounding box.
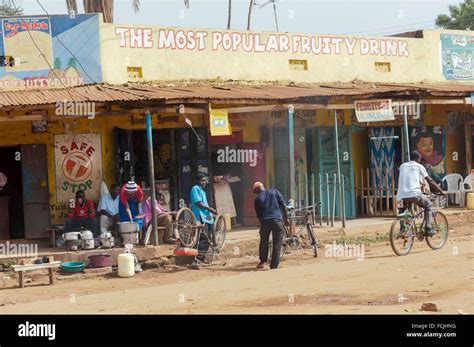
[54,134,102,202]
[440,34,474,81]
[210,108,232,136]
[354,99,395,122]
[115,27,410,57]
[0,14,102,90]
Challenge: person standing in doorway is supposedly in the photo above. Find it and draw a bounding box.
[189,173,217,268]
[253,182,289,270]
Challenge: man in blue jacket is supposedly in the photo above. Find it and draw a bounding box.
[253,181,289,270]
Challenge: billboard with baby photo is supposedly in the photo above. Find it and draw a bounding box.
[409,125,446,177]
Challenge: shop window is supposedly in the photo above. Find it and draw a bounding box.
[374,62,391,72]
[127,66,143,79]
[289,59,308,71]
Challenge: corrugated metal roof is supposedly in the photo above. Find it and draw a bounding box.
[1,82,472,108]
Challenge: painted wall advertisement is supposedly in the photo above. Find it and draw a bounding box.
[409,126,446,177]
[0,14,102,90]
[54,134,102,203]
[440,34,474,80]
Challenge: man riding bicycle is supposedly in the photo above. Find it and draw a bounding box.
[396,151,445,236]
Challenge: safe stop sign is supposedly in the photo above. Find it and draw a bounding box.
[54,134,102,202]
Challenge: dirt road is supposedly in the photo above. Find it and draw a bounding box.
[0,226,472,314]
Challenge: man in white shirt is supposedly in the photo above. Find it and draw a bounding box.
[98,183,120,235]
[396,151,445,236]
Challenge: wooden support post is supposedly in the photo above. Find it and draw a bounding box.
[366,168,371,216]
[49,268,55,285]
[385,169,389,217]
[18,271,24,288]
[392,169,397,217]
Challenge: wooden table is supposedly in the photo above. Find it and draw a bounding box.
[12,261,61,288]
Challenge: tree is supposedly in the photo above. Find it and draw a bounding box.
[247,0,253,30]
[0,2,23,16]
[227,0,232,29]
[66,0,141,23]
[436,0,473,30]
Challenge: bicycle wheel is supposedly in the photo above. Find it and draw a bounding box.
[176,207,198,247]
[390,218,414,256]
[426,211,449,250]
[213,214,226,251]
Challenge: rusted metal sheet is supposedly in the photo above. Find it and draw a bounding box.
[1,82,473,108]
[21,144,50,239]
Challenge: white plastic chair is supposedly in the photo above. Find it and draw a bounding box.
[461,174,474,207]
[441,174,463,206]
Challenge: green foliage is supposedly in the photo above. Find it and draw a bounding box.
[436,0,474,30]
[67,57,77,69]
[54,58,62,70]
[0,4,23,16]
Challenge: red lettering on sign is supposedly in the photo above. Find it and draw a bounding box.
[70,142,79,151]
[80,142,88,151]
[60,145,68,155]
[85,146,95,157]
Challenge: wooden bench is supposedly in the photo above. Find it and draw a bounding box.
[12,261,61,288]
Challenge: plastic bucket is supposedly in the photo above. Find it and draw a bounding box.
[88,253,111,268]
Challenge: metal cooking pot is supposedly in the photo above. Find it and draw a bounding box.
[82,238,95,250]
[63,232,81,241]
[121,232,139,245]
[117,222,140,234]
[81,230,94,240]
[101,236,114,248]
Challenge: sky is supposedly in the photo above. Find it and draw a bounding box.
[14,0,461,35]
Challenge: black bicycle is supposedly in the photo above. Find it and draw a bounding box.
[178,214,227,264]
[269,204,320,261]
[390,194,449,256]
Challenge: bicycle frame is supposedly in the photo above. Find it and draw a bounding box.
[193,224,220,260]
[399,207,426,239]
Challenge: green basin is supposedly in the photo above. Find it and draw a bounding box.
[60,261,85,273]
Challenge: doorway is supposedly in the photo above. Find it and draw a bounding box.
[0,146,24,239]
[0,144,50,240]
[114,127,210,211]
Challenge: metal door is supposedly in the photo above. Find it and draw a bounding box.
[316,126,355,218]
[273,128,289,199]
[21,144,50,239]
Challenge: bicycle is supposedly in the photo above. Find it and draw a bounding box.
[269,204,321,261]
[177,214,226,264]
[389,194,449,256]
[143,207,196,246]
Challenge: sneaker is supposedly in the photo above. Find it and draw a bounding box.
[425,228,436,237]
[256,262,266,269]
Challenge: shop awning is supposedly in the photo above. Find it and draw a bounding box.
[1,81,473,108]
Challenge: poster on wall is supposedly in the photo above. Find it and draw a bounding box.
[54,134,102,203]
[440,34,474,81]
[354,99,395,122]
[2,17,53,72]
[0,14,102,91]
[409,126,446,177]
